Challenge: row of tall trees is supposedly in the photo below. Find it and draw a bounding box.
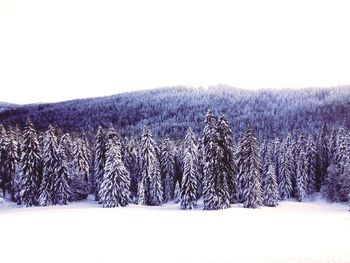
[0,111,350,210]
[0,120,91,206]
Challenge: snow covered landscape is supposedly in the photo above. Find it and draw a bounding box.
[1,194,349,263]
[1,1,350,262]
[0,95,350,263]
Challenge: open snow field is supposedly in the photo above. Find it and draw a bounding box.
[1,196,349,263]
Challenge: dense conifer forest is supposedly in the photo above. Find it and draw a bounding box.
[0,86,349,140]
[0,86,349,210]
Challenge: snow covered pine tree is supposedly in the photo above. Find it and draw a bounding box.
[38,125,58,206]
[137,126,163,206]
[0,125,9,198]
[237,126,262,208]
[54,142,72,205]
[217,114,238,204]
[93,126,107,201]
[262,164,278,207]
[296,134,308,202]
[98,136,131,208]
[180,128,198,209]
[17,119,42,206]
[202,110,230,210]
[6,127,19,200]
[70,137,90,201]
[160,138,175,202]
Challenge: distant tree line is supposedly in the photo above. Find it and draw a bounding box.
[0,86,349,142]
[0,110,349,210]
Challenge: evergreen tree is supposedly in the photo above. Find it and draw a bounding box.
[279,146,293,200]
[150,158,163,206]
[54,143,72,205]
[322,129,350,202]
[235,135,245,202]
[106,124,121,151]
[337,163,350,202]
[196,138,204,199]
[70,138,90,201]
[260,140,269,177]
[328,127,338,164]
[316,124,329,190]
[273,137,283,186]
[98,139,131,208]
[217,114,238,204]
[290,138,298,197]
[5,127,19,200]
[202,110,230,210]
[261,140,273,183]
[59,133,74,167]
[123,137,140,201]
[137,126,163,206]
[335,127,350,169]
[38,126,58,206]
[306,136,317,194]
[174,143,184,198]
[180,128,198,210]
[296,135,308,202]
[262,164,278,207]
[237,127,262,208]
[93,126,107,201]
[173,180,181,203]
[160,138,175,202]
[0,125,8,197]
[322,164,346,202]
[18,119,42,206]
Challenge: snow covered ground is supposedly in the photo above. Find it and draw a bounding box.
[1,195,349,263]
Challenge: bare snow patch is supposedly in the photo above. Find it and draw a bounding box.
[0,195,349,263]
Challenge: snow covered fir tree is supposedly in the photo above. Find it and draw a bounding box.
[237,127,262,208]
[0,103,350,211]
[137,126,163,206]
[98,135,131,208]
[180,128,198,210]
[17,119,42,206]
[202,110,231,210]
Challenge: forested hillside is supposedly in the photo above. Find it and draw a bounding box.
[0,86,350,210]
[0,86,349,140]
[0,103,18,113]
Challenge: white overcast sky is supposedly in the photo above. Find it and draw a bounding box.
[0,0,350,104]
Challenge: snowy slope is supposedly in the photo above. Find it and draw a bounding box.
[1,196,349,263]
